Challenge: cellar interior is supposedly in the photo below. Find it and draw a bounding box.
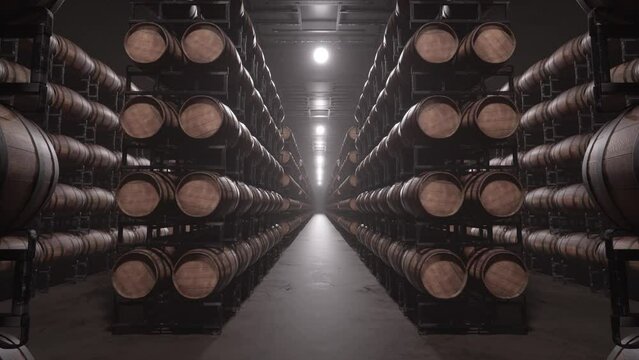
[0,0,638,359]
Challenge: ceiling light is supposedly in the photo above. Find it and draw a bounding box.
[311,98,329,108]
[313,47,329,64]
[315,155,325,167]
[315,125,326,136]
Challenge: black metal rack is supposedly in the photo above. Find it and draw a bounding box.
[0,7,53,348]
[335,225,527,334]
[586,8,639,348]
[111,217,308,334]
[330,0,526,334]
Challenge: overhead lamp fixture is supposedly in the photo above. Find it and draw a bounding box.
[315,125,326,136]
[315,154,325,167]
[310,98,330,108]
[313,47,329,65]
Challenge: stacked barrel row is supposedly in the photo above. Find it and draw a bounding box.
[112,215,310,301]
[0,226,157,272]
[0,31,137,289]
[329,171,523,221]
[327,1,526,332]
[123,21,283,159]
[280,126,311,194]
[112,0,310,333]
[469,225,639,271]
[327,126,359,195]
[116,171,309,220]
[331,215,528,301]
[503,29,639,289]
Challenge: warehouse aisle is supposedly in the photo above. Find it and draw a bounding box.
[202,214,442,360]
[21,214,613,360]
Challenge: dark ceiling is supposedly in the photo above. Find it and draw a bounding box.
[54,0,588,196]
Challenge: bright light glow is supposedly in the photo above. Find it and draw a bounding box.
[315,125,326,136]
[311,98,329,108]
[313,47,330,64]
[315,155,325,167]
[316,168,324,177]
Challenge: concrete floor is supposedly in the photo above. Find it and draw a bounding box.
[9,214,615,359]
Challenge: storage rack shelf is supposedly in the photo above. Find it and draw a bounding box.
[0,8,53,348]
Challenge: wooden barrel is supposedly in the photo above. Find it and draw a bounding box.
[48,133,91,168]
[337,198,358,212]
[124,22,183,66]
[176,172,239,218]
[463,171,523,218]
[520,101,549,130]
[45,83,87,121]
[401,247,467,299]
[38,233,84,263]
[121,96,178,140]
[112,248,172,300]
[248,187,267,215]
[524,229,559,257]
[90,58,125,93]
[90,101,120,131]
[50,34,96,76]
[84,187,116,213]
[173,247,238,299]
[552,183,597,213]
[524,186,555,212]
[336,150,359,179]
[86,144,120,171]
[387,241,410,274]
[333,175,359,199]
[514,59,546,93]
[556,233,601,263]
[385,182,404,216]
[542,33,591,81]
[397,96,460,147]
[548,133,592,166]
[400,172,464,218]
[546,83,594,122]
[0,59,30,83]
[179,96,245,148]
[0,105,58,235]
[356,192,371,214]
[120,226,148,246]
[467,248,528,300]
[610,58,639,83]
[583,105,639,231]
[182,22,242,70]
[279,150,296,166]
[233,241,253,274]
[80,230,114,256]
[457,22,516,66]
[335,217,359,235]
[337,126,359,161]
[460,96,520,140]
[520,143,553,169]
[488,152,525,167]
[235,182,254,216]
[397,22,458,72]
[42,183,87,215]
[116,172,175,218]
